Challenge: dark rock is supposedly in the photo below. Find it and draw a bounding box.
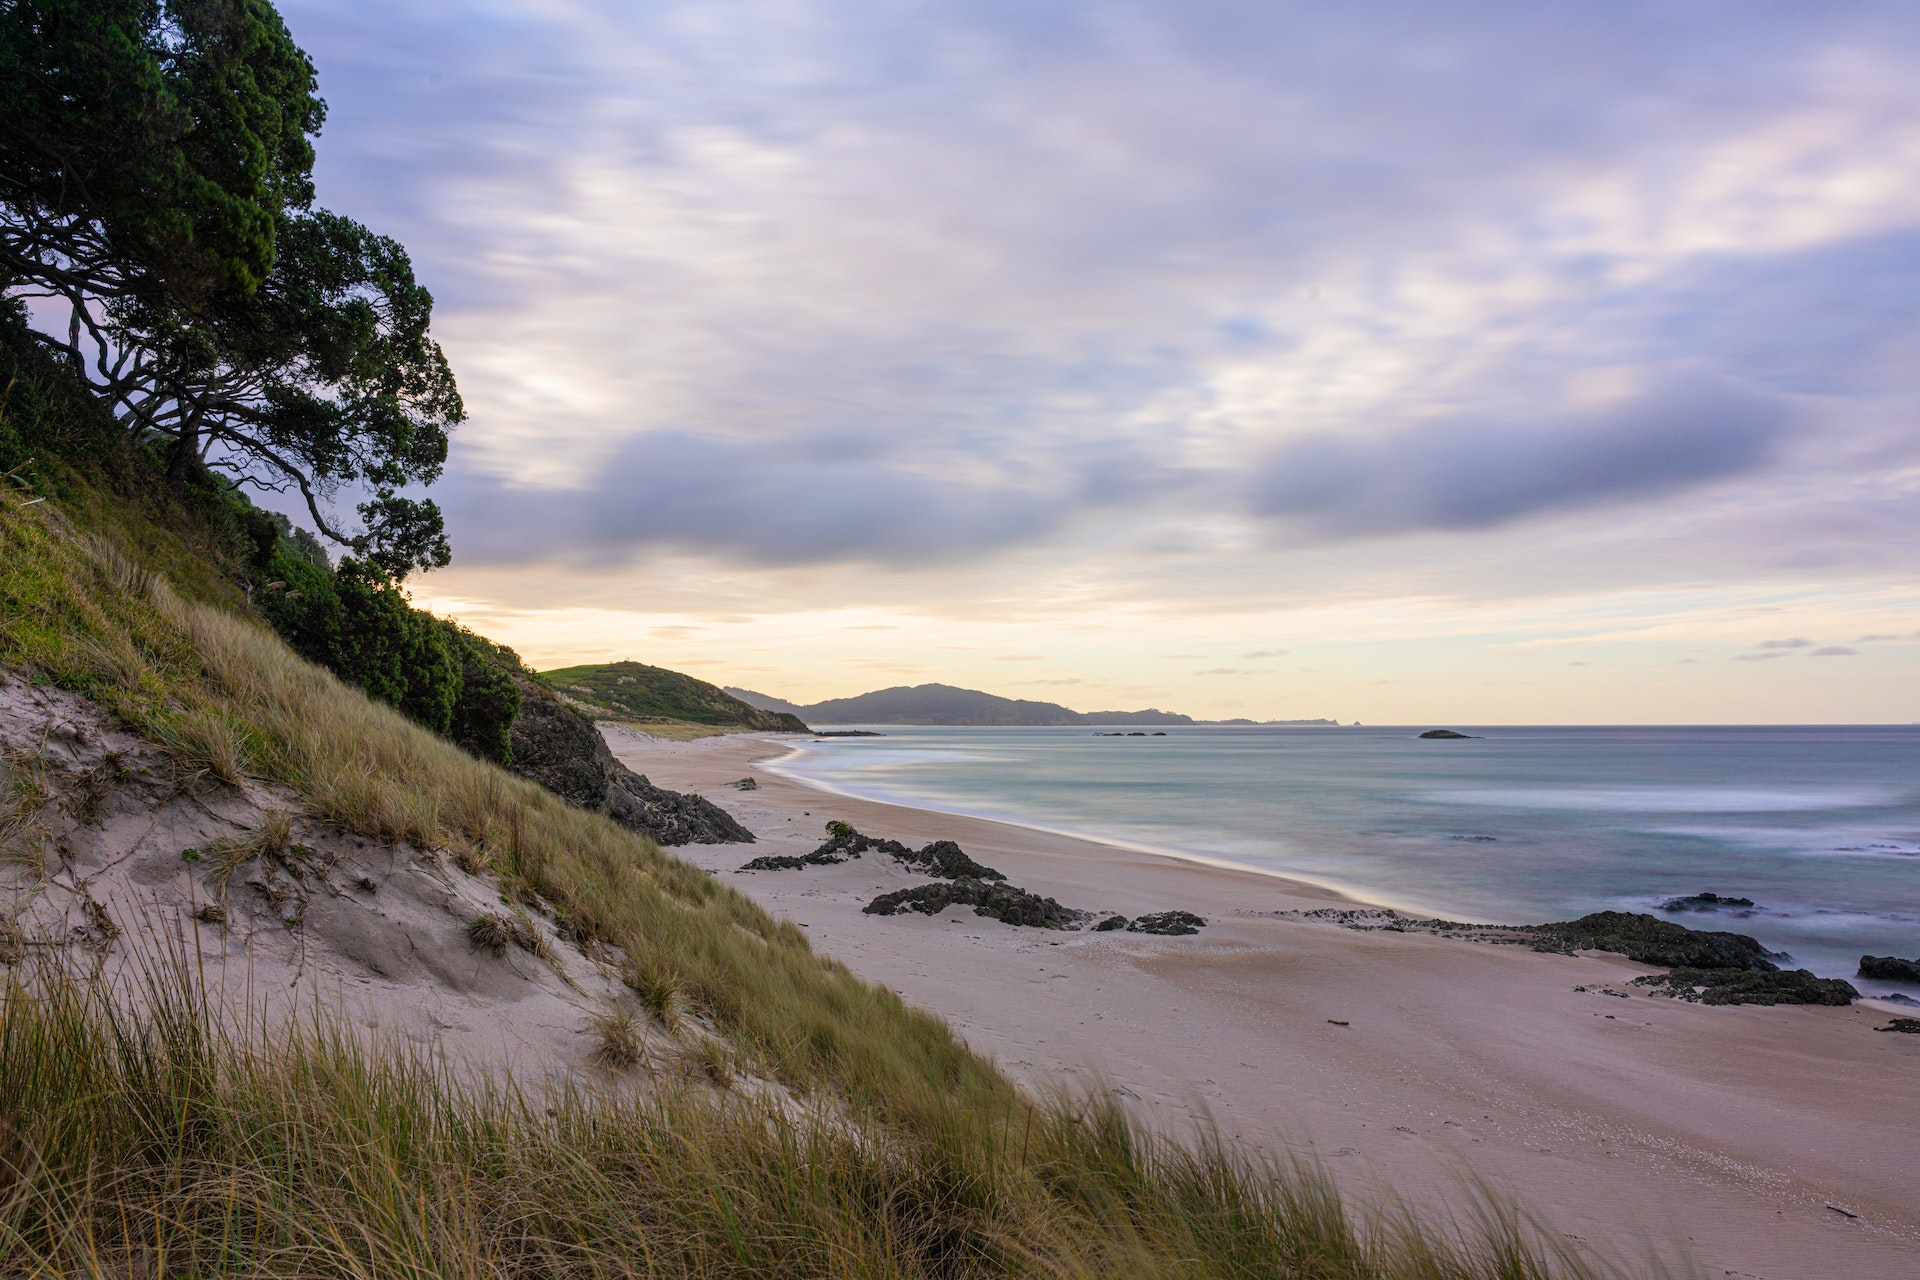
[1877,1018,1920,1033]
[1419,729,1474,739]
[604,770,756,846]
[782,824,1006,880]
[731,777,759,790]
[1530,911,1780,972]
[1660,891,1757,913]
[1127,910,1206,936]
[812,821,910,860]
[1859,955,1920,984]
[1881,992,1920,1006]
[1127,732,1148,737]
[507,685,613,809]
[1093,915,1128,932]
[863,877,1085,929]
[1632,967,1858,1006]
[900,838,1005,881]
[1450,835,1497,842]
[507,679,753,845]
[738,849,843,871]
[1152,731,1167,736]
[812,730,885,737]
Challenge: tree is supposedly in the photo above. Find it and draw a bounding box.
[0,0,321,312]
[125,208,464,575]
[1,0,461,576]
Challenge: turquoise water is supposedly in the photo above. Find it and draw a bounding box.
[766,725,1920,989]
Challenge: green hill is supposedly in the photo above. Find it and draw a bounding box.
[542,660,810,731]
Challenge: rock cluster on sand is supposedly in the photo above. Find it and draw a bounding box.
[863,878,1086,929]
[753,822,1207,935]
[1124,910,1207,936]
[1632,967,1859,1006]
[741,824,1007,879]
[1533,912,1857,1005]
[1859,954,1920,984]
[1289,907,1857,1006]
[508,684,753,845]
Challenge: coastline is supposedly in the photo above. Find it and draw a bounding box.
[606,725,1920,1280]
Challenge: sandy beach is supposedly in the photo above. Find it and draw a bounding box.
[606,726,1920,1280]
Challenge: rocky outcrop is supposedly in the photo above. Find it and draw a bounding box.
[1126,910,1206,936]
[507,680,752,846]
[1530,911,1781,972]
[1633,967,1858,1006]
[1418,729,1474,739]
[1288,905,1854,1006]
[1860,955,1920,984]
[739,824,1004,879]
[863,878,1085,929]
[900,839,1004,881]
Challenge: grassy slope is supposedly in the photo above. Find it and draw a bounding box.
[0,346,1629,1275]
[543,659,811,731]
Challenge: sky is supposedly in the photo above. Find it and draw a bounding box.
[279,0,1920,722]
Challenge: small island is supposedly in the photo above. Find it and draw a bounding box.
[1419,728,1477,739]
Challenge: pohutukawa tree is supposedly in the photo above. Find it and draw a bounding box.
[0,0,462,576]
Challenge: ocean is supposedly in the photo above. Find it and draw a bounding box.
[765,724,1920,990]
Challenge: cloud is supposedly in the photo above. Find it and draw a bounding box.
[273,0,1920,617]
[1250,375,1791,538]
[1244,649,1289,658]
[1734,652,1788,661]
[1810,645,1860,656]
[442,432,1070,568]
[1756,637,1814,649]
[989,653,1047,662]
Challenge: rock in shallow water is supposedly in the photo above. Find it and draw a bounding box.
[1530,911,1781,972]
[1660,891,1757,914]
[1859,954,1920,984]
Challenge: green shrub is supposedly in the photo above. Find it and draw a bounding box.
[446,623,521,765]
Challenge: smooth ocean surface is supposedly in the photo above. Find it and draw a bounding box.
[767,725,1920,987]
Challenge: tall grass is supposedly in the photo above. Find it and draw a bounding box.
[0,498,1654,1277]
[0,956,1622,1278]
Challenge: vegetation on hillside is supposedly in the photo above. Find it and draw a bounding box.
[544,659,811,732]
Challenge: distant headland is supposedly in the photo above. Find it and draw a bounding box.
[725,681,1346,728]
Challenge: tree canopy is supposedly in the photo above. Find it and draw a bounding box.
[0,0,461,575]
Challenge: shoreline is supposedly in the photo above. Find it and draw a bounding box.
[758,738,1385,907]
[607,725,1920,1280]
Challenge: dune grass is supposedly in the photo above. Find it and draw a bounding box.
[0,496,1654,1277]
[0,953,1624,1279]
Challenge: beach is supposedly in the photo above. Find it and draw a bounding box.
[607,726,1920,1280]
